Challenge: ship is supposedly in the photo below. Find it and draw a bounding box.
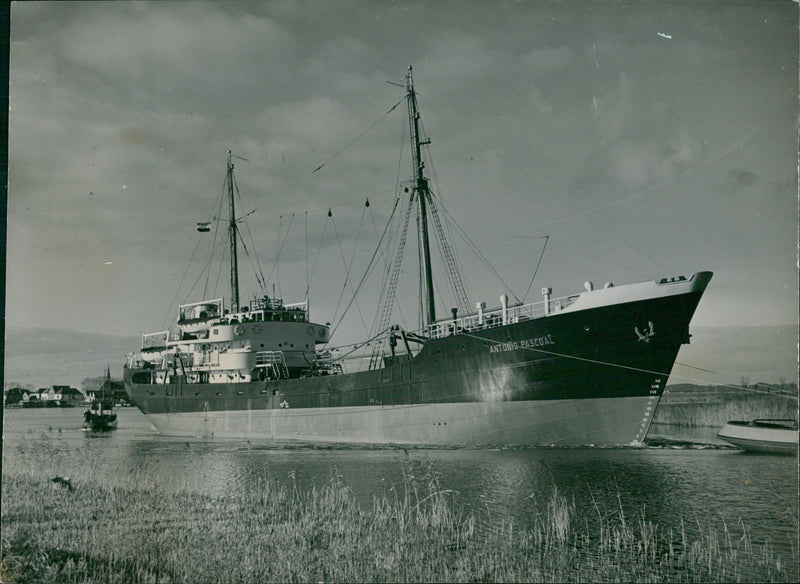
[124,67,713,446]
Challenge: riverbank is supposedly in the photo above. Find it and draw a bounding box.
[1,463,794,583]
[654,386,797,428]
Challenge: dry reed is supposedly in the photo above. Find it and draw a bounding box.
[2,455,796,583]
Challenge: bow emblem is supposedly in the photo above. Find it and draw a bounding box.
[635,321,655,343]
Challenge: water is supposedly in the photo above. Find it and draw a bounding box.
[3,408,798,577]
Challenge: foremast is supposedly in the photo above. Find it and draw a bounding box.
[406,67,436,326]
[370,67,472,370]
[226,151,240,312]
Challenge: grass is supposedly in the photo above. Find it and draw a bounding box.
[2,457,796,583]
[653,393,798,427]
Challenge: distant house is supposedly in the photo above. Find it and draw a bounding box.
[85,379,128,404]
[22,387,62,407]
[18,386,84,407]
[54,385,85,404]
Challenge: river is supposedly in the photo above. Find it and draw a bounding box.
[3,407,797,578]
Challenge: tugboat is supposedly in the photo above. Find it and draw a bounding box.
[84,367,118,431]
[124,67,713,446]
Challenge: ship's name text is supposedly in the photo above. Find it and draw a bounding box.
[489,335,555,353]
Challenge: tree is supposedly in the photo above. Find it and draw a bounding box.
[4,381,34,391]
[81,376,106,393]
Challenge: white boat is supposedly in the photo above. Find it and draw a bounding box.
[717,419,798,454]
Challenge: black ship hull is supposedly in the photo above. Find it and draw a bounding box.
[125,275,709,446]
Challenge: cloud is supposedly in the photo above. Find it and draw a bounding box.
[6,1,797,340]
[569,72,704,203]
[721,168,759,193]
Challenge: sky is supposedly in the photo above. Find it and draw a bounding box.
[5,1,798,385]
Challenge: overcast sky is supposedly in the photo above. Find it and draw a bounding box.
[6,1,798,383]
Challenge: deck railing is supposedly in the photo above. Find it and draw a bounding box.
[422,293,580,340]
[255,351,289,379]
[141,330,169,350]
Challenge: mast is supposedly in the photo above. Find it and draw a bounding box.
[406,66,436,325]
[103,365,110,400]
[227,151,240,312]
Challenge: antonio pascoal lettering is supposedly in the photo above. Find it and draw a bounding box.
[489,335,555,354]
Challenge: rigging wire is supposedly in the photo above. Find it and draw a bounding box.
[368,194,404,335]
[368,198,410,331]
[168,233,231,328]
[329,193,403,341]
[204,178,230,298]
[229,166,269,296]
[416,205,424,329]
[264,213,296,298]
[304,212,332,302]
[310,97,405,175]
[305,211,309,309]
[275,215,283,298]
[438,203,525,304]
[160,233,206,331]
[161,173,229,329]
[238,234,268,298]
[212,235,227,301]
[522,234,549,303]
[425,192,472,315]
[272,97,406,205]
[418,117,472,312]
[240,216,268,294]
[329,208,371,336]
[368,112,412,336]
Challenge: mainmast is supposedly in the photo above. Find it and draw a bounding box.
[227,151,240,312]
[406,66,436,326]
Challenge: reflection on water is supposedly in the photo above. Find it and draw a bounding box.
[647,422,730,445]
[3,408,798,575]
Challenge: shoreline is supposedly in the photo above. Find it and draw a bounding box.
[654,390,797,428]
